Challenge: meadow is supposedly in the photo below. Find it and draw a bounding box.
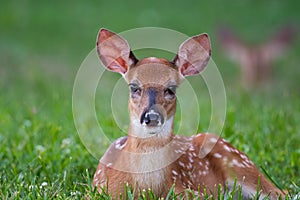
[0,1,299,199]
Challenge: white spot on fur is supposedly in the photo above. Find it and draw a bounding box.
[198,171,202,176]
[230,159,246,168]
[213,153,222,158]
[174,149,184,154]
[189,145,195,151]
[209,137,218,143]
[242,161,251,168]
[187,163,193,170]
[107,163,112,167]
[240,153,246,159]
[172,170,178,176]
[192,173,196,179]
[205,160,210,166]
[204,165,209,171]
[179,161,185,167]
[223,145,232,152]
[222,138,229,143]
[180,146,186,151]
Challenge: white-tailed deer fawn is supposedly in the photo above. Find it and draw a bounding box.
[217,25,296,88]
[92,28,286,199]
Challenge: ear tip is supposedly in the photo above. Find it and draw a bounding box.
[201,33,210,40]
[99,28,109,33]
[196,33,211,50]
[193,33,210,44]
[97,28,116,43]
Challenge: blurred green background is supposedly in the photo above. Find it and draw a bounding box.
[1,0,300,93]
[1,0,300,198]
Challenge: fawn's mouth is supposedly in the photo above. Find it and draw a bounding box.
[140,109,164,128]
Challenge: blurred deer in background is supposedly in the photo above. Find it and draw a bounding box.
[217,25,296,88]
[92,28,286,199]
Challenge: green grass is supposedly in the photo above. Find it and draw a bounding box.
[1,0,300,199]
[84,181,280,200]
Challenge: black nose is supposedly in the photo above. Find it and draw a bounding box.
[140,110,164,126]
[144,112,159,125]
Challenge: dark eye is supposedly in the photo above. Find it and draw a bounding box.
[165,86,176,99]
[129,83,141,97]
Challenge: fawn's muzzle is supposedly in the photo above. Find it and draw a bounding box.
[140,87,165,127]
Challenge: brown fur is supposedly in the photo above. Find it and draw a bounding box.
[93,134,285,198]
[93,28,286,199]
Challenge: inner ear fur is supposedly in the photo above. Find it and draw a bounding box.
[96,28,138,74]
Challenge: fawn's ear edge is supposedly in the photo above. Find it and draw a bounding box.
[96,28,138,74]
[173,33,211,77]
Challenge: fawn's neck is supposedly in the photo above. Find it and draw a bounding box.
[125,134,175,153]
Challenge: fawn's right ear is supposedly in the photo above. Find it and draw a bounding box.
[96,28,138,74]
[173,34,211,77]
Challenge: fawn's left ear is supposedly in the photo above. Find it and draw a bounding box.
[96,28,138,74]
[173,34,211,77]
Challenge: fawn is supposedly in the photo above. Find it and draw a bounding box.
[217,25,296,88]
[92,28,286,199]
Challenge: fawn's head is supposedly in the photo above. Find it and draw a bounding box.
[97,29,211,138]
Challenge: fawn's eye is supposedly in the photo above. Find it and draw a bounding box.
[129,83,141,97]
[164,85,176,99]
